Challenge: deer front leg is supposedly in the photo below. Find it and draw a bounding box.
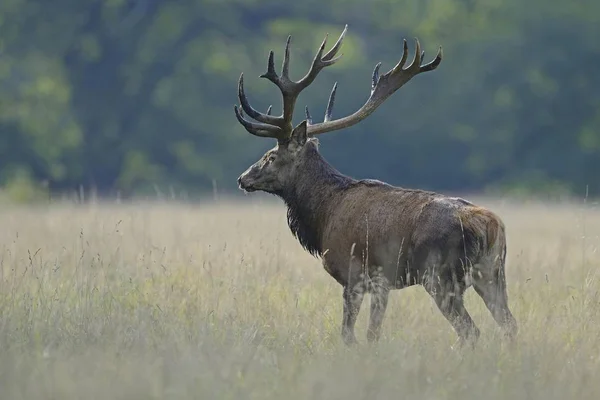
[367,283,389,343]
[342,281,365,345]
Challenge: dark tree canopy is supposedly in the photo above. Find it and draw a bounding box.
[0,0,598,201]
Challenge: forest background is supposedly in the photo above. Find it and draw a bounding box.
[0,0,597,202]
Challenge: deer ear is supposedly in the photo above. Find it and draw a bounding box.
[291,120,308,146]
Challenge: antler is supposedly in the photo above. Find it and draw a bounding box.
[305,38,442,136]
[234,25,348,142]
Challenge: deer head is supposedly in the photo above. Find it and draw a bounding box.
[235,25,442,194]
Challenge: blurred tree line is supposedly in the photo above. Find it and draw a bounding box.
[0,0,598,201]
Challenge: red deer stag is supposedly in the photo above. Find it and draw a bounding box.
[235,25,517,347]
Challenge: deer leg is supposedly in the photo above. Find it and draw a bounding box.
[429,284,479,348]
[472,263,518,341]
[342,280,365,345]
[366,269,390,343]
[367,285,389,343]
[425,266,480,349]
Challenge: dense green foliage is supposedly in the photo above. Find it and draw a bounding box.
[0,0,598,200]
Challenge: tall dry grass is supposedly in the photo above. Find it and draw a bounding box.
[0,196,599,399]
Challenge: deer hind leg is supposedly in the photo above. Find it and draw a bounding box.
[472,256,518,341]
[423,255,480,349]
[428,281,480,349]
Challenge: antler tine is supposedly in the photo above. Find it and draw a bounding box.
[297,35,328,89]
[281,35,292,80]
[297,26,347,90]
[260,50,279,83]
[238,74,281,125]
[233,105,284,138]
[419,46,443,72]
[324,82,338,122]
[372,62,382,94]
[306,35,443,137]
[323,24,348,62]
[304,80,339,126]
[406,38,422,71]
[391,39,409,74]
[305,81,338,126]
[305,106,313,125]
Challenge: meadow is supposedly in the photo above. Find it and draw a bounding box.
[0,195,599,399]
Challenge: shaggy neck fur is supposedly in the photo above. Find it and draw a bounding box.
[277,142,354,257]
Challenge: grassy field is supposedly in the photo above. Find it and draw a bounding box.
[0,196,600,399]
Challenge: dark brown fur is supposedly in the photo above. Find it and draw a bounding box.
[239,134,518,346]
[456,206,504,253]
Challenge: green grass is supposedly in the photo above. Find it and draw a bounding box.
[0,197,599,399]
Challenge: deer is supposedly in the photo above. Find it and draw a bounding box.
[234,25,518,348]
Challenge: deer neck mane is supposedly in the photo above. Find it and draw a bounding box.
[277,143,354,257]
